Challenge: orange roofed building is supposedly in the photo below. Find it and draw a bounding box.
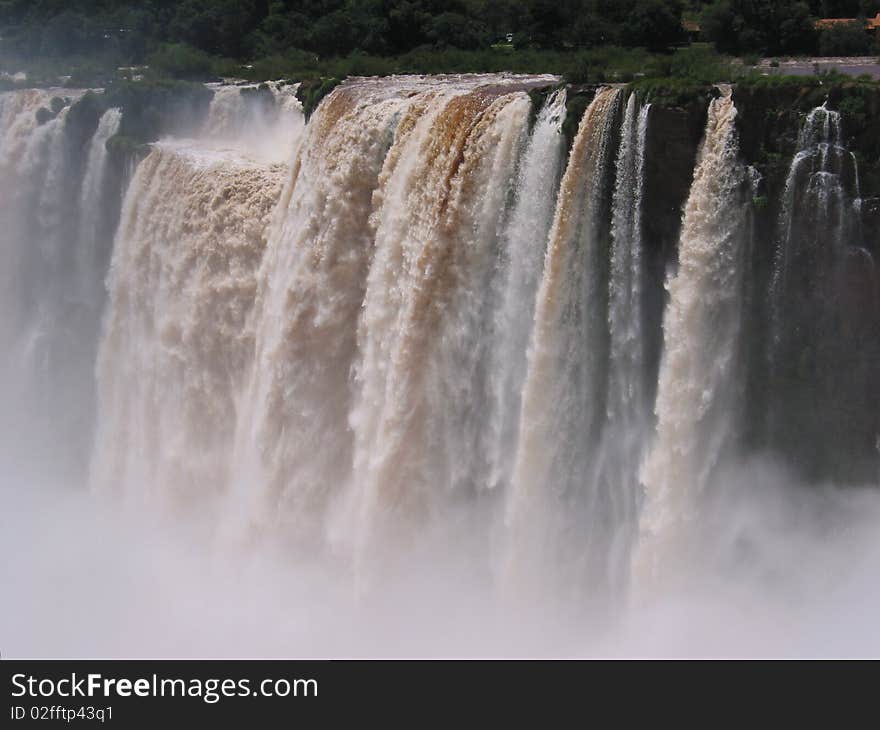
[815,13,880,38]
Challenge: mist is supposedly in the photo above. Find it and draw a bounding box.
[3,453,880,658]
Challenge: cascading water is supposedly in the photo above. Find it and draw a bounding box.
[91,143,286,511]
[636,89,750,590]
[0,90,49,353]
[346,85,532,574]
[223,76,555,559]
[504,87,623,603]
[766,102,875,478]
[487,89,567,493]
[596,93,652,597]
[0,88,119,477]
[772,103,861,336]
[0,91,79,346]
[227,80,426,545]
[78,108,122,322]
[203,81,304,163]
[90,81,306,510]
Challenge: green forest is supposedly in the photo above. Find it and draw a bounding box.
[3,1,880,83]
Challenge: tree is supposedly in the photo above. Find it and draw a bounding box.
[776,2,818,54]
[146,42,214,79]
[570,13,621,48]
[631,0,686,50]
[427,12,488,50]
[168,0,261,58]
[701,0,818,55]
[700,0,741,53]
[523,0,574,48]
[40,11,92,58]
[819,20,875,55]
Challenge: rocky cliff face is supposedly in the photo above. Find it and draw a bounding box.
[733,83,880,482]
[640,97,708,407]
[630,81,880,484]
[558,80,880,483]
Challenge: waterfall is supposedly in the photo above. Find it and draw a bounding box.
[0,89,99,476]
[0,90,50,349]
[487,89,567,493]
[83,86,304,506]
[90,80,307,508]
[345,86,532,571]
[607,96,650,439]
[766,101,873,477]
[78,108,122,317]
[597,93,652,596]
[772,103,861,341]
[504,87,622,602]
[91,143,286,509]
[228,80,428,543]
[635,90,750,589]
[223,76,553,555]
[203,81,304,163]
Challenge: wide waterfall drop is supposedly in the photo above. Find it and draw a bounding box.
[635,89,750,591]
[91,144,286,509]
[90,83,305,510]
[5,70,880,658]
[226,79,425,545]
[0,88,120,479]
[487,89,567,493]
[346,85,533,576]
[504,87,623,604]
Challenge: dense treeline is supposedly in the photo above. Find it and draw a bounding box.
[0,0,689,63]
[3,0,880,83]
[699,0,880,56]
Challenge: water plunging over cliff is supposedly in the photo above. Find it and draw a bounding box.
[3,75,880,656]
[487,89,567,494]
[636,89,750,590]
[91,143,286,511]
[504,86,623,603]
[0,89,116,478]
[766,101,876,479]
